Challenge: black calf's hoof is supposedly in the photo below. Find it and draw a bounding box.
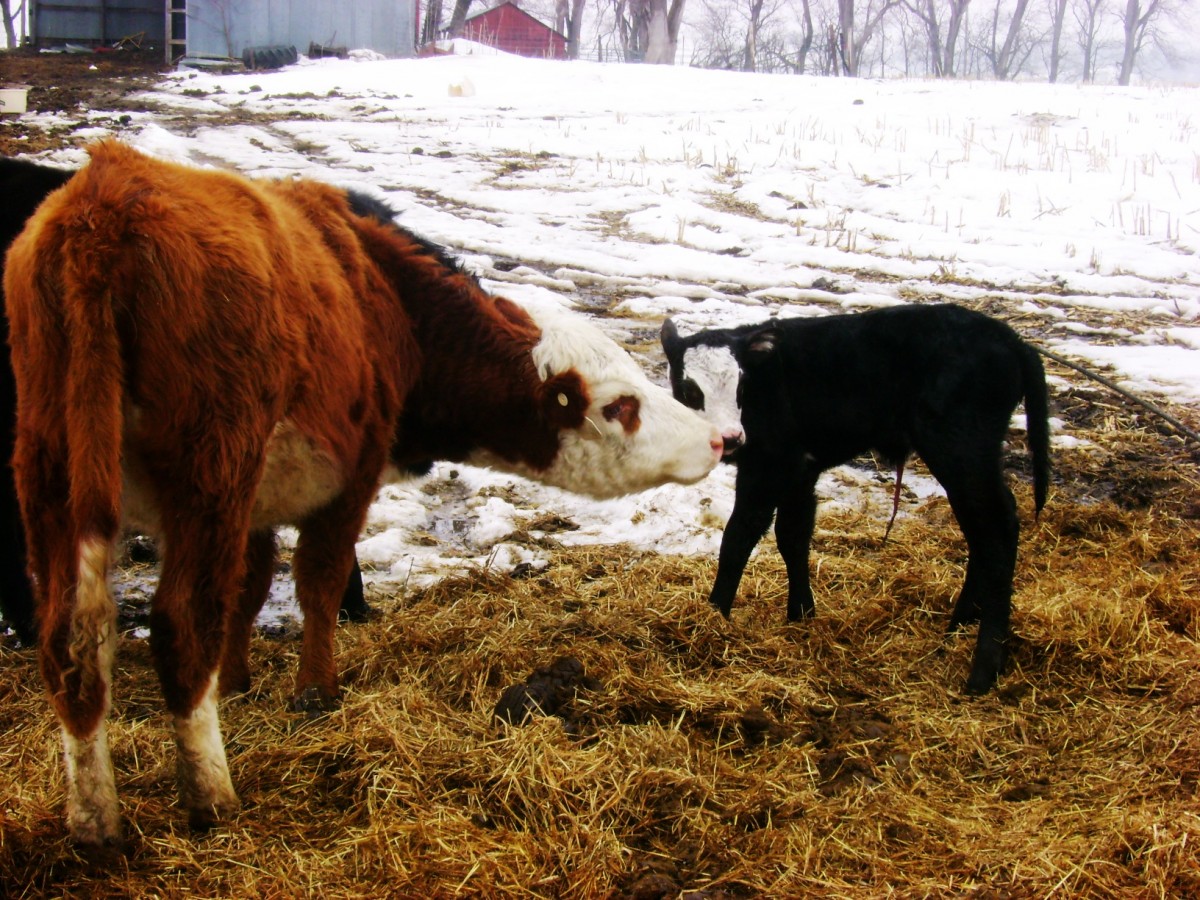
[786,605,816,623]
[964,660,1004,695]
[337,599,377,624]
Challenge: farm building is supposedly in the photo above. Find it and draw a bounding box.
[459,2,566,60]
[26,1,418,62]
[181,0,418,62]
[29,0,164,49]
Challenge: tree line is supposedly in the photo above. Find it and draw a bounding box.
[428,0,1192,84]
[2,0,1191,84]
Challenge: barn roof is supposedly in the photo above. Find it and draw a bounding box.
[463,1,567,40]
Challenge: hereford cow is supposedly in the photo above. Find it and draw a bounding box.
[0,157,372,646]
[0,158,73,645]
[661,304,1051,695]
[5,141,723,845]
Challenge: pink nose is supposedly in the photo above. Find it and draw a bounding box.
[709,430,724,458]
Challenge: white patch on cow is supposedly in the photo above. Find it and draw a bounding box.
[60,536,121,844]
[472,304,722,498]
[681,344,745,449]
[173,671,239,826]
[252,419,344,528]
[121,411,344,533]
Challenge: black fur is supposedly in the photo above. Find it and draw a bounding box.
[662,303,1051,694]
[1,158,73,644]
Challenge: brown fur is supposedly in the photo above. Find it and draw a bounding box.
[4,141,594,736]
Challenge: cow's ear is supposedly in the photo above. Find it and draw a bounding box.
[541,369,589,430]
[660,318,681,353]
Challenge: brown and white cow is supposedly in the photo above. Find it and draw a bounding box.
[4,140,722,845]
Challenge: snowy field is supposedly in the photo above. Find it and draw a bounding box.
[17,44,1199,622]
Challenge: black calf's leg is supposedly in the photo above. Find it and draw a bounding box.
[338,561,371,623]
[919,424,1021,693]
[939,469,1020,694]
[709,468,778,617]
[774,485,819,621]
[0,479,37,645]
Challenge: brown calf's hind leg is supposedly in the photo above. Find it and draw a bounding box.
[150,512,254,831]
[21,436,123,844]
[289,488,379,714]
[52,537,123,845]
[219,530,277,697]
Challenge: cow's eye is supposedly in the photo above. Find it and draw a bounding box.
[680,379,704,411]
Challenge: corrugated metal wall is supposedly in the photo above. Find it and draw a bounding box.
[32,0,165,47]
[186,0,416,59]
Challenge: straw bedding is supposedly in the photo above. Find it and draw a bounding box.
[1,363,1198,898]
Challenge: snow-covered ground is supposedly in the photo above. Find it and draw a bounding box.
[15,45,1198,623]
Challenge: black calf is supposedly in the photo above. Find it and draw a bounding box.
[662,303,1051,694]
[0,157,370,644]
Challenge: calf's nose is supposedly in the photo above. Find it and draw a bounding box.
[709,430,724,459]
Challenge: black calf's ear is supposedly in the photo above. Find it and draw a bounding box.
[745,327,778,359]
[660,318,680,352]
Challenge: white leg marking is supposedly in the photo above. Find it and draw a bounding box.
[62,724,121,845]
[61,537,121,844]
[174,671,239,828]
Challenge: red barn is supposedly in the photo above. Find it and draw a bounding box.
[460,2,567,60]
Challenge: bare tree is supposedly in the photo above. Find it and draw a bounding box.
[1116,0,1160,84]
[835,0,902,76]
[787,0,816,73]
[555,0,589,58]
[690,0,743,68]
[446,0,476,38]
[648,0,688,63]
[983,0,1036,79]
[704,0,814,73]
[743,0,767,69]
[730,0,790,71]
[422,0,444,46]
[1047,0,1069,81]
[904,0,972,76]
[1072,0,1108,81]
[1,0,25,49]
[612,0,687,63]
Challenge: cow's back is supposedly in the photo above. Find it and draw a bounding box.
[7,142,415,529]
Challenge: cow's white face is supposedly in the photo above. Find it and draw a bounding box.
[470,306,723,498]
[676,343,744,457]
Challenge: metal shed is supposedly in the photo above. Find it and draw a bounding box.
[30,1,165,48]
[28,2,417,62]
[183,0,417,61]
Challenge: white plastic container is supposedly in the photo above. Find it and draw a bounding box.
[0,87,29,115]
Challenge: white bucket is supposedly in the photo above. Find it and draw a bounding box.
[0,87,29,115]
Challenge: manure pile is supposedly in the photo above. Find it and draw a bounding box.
[2,368,1198,898]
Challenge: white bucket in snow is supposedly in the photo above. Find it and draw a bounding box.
[0,87,29,115]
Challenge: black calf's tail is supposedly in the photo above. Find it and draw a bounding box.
[1020,344,1051,516]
